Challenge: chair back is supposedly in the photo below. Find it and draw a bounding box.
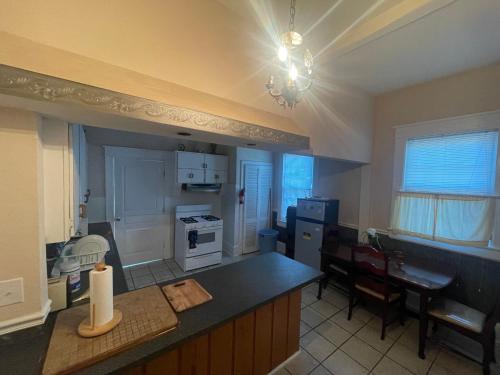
[351,245,392,300]
[351,245,388,277]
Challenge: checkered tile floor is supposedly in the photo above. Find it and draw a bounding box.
[276,283,489,375]
[124,253,259,291]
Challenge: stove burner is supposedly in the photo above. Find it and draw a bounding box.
[180,217,198,224]
[201,215,220,222]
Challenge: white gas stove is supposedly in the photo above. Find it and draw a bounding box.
[174,204,223,271]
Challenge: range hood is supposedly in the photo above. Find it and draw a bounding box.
[182,183,221,193]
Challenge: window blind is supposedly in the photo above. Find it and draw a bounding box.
[281,154,314,222]
[403,130,498,195]
[391,130,499,246]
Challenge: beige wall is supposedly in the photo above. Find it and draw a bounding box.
[370,62,500,230]
[0,106,49,333]
[314,158,363,227]
[0,0,373,163]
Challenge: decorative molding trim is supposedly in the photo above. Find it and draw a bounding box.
[0,64,309,149]
[0,299,51,335]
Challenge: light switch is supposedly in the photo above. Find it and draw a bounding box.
[0,278,24,307]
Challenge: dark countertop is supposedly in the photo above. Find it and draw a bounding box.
[1,221,321,375]
[0,222,128,375]
[1,246,321,374]
[81,252,322,375]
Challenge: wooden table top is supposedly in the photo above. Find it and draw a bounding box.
[322,245,455,291]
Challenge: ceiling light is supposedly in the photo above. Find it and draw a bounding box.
[289,64,298,81]
[278,46,288,62]
[265,0,313,109]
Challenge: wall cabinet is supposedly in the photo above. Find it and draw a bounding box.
[176,151,228,184]
[42,120,88,243]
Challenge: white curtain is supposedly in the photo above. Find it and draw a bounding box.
[390,192,495,246]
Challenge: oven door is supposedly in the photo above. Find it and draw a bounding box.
[186,227,222,257]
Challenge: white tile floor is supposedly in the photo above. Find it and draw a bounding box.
[282,283,487,375]
[124,252,259,291]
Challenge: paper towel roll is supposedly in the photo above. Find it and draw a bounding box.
[89,265,114,327]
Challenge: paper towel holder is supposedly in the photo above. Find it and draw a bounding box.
[77,262,122,338]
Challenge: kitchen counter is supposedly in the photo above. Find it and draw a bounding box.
[0,222,128,375]
[80,252,322,374]
[2,237,322,374]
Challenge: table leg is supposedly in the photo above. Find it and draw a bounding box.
[418,292,429,359]
[317,278,325,300]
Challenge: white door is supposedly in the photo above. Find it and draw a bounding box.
[241,162,273,254]
[105,147,168,266]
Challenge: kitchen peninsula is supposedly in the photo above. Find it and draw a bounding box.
[2,248,322,374]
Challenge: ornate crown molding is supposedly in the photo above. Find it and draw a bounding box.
[0,64,309,149]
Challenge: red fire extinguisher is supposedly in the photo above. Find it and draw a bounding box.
[239,188,245,204]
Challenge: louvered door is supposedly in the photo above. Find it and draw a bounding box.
[242,162,273,254]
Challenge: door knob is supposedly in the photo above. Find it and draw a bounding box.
[115,217,121,222]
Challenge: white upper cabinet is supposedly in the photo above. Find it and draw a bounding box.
[42,120,88,243]
[177,151,205,170]
[175,151,228,184]
[71,125,88,236]
[205,154,228,171]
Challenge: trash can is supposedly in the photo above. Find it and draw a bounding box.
[258,229,279,253]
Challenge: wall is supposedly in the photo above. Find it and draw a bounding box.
[293,85,374,163]
[272,152,363,229]
[0,106,49,334]
[370,62,500,230]
[313,158,363,228]
[85,126,226,259]
[0,0,374,163]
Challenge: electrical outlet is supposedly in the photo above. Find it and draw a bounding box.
[0,278,24,307]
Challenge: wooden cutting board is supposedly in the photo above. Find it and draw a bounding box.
[43,285,178,375]
[162,279,213,312]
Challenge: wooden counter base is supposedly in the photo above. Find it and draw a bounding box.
[124,289,301,375]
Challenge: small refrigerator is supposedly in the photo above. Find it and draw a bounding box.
[294,198,339,269]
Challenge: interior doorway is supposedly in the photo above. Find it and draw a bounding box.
[240,161,273,254]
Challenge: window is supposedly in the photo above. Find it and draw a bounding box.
[391,129,499,247]
[280,153,314,222]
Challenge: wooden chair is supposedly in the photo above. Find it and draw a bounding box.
[424,296,500,374]
[348,245,406,340]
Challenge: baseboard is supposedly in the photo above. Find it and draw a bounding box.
[267,350,301,374]
[339,222,359,230]
[0,299,51,335]
[222,240,238,256]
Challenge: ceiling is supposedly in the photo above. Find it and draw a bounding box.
[217,0,500,94]
[0,0,499,162]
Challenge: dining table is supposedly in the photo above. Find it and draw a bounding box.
[319,244,456,359]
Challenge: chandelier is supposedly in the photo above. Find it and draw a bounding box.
[266,0,313,108]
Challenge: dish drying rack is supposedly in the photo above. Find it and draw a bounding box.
[61,235,110,271]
